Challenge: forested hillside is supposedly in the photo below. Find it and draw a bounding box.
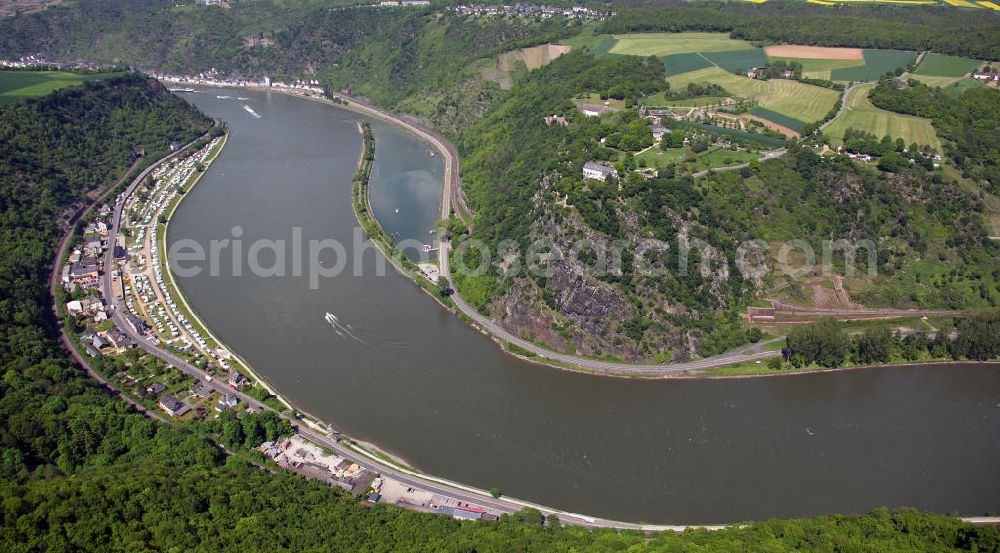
[322,10,579,135]
[455,52,999,362]
[0,0,404,79]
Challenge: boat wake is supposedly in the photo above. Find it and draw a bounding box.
[324,312,366,344]
[243,104,261,119]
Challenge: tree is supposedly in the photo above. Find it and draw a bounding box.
[784,318,850,368]
[877,151,905,173]
[853,327,895,365]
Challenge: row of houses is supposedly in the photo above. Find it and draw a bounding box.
[450,3,613,20]
[377,0,430,6]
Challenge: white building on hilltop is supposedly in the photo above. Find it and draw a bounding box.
[583,161,618,181]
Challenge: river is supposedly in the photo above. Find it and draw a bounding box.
[167,88,1000,524]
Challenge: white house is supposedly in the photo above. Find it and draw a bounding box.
[583,161,618,181]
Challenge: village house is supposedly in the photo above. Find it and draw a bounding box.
[228,370,250,388]
[147,382,167,396]
[190,382,213,399]
[650,125,669,141]
[70,260,100,283]
[159,395,189,417]
[216,393,240,412]
[83,236,103,257]
[582,161,618,181]
[126,313,150,336]
[973,71,998,81]
[544,114,568,126]
[105,328,132,351]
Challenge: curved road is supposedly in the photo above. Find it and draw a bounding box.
[338,97,784,376]
[53,79,995,532]
[255,88,784,377]
[80,122,723,531]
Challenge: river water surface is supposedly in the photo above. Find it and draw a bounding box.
[168,88,1000,524]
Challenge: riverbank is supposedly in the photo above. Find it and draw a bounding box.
[701,358,1000,379]
[349,121,457,312]
[127,82,1000,525]
[163,79,1000,384]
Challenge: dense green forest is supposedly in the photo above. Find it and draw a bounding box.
[0,0,405,78]
[868,79,1000,195]
[783,312,1000,368]
[600,3,1000,59]
[2,71,997,553]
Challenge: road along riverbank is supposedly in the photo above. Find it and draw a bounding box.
[161,79,999,383]
[89,118,741,531]
[151,84,1000,524]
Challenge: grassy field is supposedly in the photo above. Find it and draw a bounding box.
[661,52,713,76]
[939,77,987,96]
[608,32,754,57]
[558,23,609,51]
[667,66,839,122]
[824,83,941,150]
[830,49,916,81]
[910,74,965,88]
[572,92,625,110]
[913,53,981,77]
[702,48,769,73]
[749,106,806,132]
[637,145,760,170]
[0,70,122,105]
